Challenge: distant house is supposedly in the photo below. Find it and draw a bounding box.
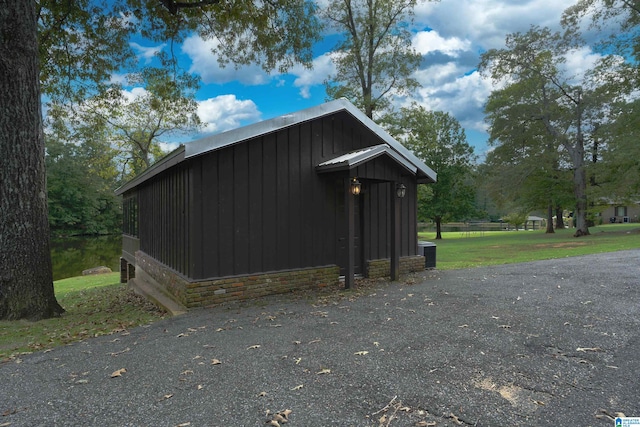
[600,202,640,223]
[116,99,436,310]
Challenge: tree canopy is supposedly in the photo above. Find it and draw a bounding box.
[392,106,477,239]
[323,0,429,119]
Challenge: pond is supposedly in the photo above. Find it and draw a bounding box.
[50,235,122,281]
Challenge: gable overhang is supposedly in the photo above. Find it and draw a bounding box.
[316,144,418,176]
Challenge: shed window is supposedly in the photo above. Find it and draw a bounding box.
[123,195,138,237]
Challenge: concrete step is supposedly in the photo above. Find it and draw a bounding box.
[129,271,188,317]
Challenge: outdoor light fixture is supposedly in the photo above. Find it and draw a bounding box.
[396,183,406,198]
[351,177,362,195]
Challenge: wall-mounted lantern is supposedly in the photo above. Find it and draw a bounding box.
[396,183,406,198]
[351,177,362,195]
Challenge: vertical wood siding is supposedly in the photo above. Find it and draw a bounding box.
[137,165,191,277]
[135,111,420,280]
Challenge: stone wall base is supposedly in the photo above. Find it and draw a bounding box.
[135,251,340,308]
[365,255,425,279]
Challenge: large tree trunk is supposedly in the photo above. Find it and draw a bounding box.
[435,216,443,240]
[569,136,590,237]
[555,206,564,229]
[0,1,64,320]
[545,203,554,233]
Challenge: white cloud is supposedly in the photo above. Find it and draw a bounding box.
[130,42,166,64]
[197,95,261,134]
[412,30,471,57]
[182,35,270,85]
[290,53,337,98]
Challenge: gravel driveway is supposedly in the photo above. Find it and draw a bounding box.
[2,250,639,426]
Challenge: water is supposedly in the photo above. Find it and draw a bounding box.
[50,235,122,281]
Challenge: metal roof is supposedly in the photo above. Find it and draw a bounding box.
[184,98,436,183]
[115,99,436,195]
[316,144,418,174]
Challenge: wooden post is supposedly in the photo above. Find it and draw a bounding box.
[390,181,400,281]
[345,177,355,289]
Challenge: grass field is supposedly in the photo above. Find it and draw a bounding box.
[0,273,166,361]
[418,222,640,270]
[1,223,638,361]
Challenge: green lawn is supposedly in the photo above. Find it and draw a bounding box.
[418,223,640,270]
[0,273,166,361]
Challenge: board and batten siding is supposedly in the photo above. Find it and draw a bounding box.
[137,164,191,277]
[132,110,420,281]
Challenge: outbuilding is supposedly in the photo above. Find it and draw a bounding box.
[116,99,436,310]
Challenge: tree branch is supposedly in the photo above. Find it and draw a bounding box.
[159,0,222,15]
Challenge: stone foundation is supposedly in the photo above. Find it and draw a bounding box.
[365,255,425,279]
[135,251,340,308]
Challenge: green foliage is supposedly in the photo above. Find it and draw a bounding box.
[45,114,121,235]
[323,0,428,118]
[562,0,640,62]
[502,212,529,230]
[38,0,321,103]
[391,106,477,238]
[478,25,634,237]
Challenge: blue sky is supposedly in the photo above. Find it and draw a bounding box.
[124,0,606,161]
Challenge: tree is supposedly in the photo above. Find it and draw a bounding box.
[562,0,640,62]
[479,26,629,237]
[323,0,429,119]
[1,0,321,320]
[482,83,574,233]
[72,68,201,179]
[46,108,121,236]
[392,106,477,239]
[0,1,64,319]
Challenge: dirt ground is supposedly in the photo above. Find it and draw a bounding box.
[1,250,639,426]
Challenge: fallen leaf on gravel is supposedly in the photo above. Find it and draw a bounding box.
[354,351,369,356]
[175,423,191,427]
[272,414,286,423]
[216,328,225,332]
[176,333,188,338]
[449,413,463,425]
[379,414,387,424]
[576,347,602,352]
[110,368,126,378]
[266,421,280,427]
[108,347,130,356]
[258,391,267,397]
[290,384,303,390]
[247,345,261,350]
[181,370,194,375]
[316,368,331,375]
[458,324,468,328]
[308,339,321,344]
[211,359,222,365]
[399,406,410,412]
[295,358,302,364]
[162,394,173,400]
[415,422,436,426]
[293,340,301,345]
[0,422,11,427]
[197,385,204,390]
[498,325,511,329]
[281,409,292,418]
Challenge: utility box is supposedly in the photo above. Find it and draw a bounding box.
[418,241,436,269]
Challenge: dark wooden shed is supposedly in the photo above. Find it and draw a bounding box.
[116,99,436,310]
